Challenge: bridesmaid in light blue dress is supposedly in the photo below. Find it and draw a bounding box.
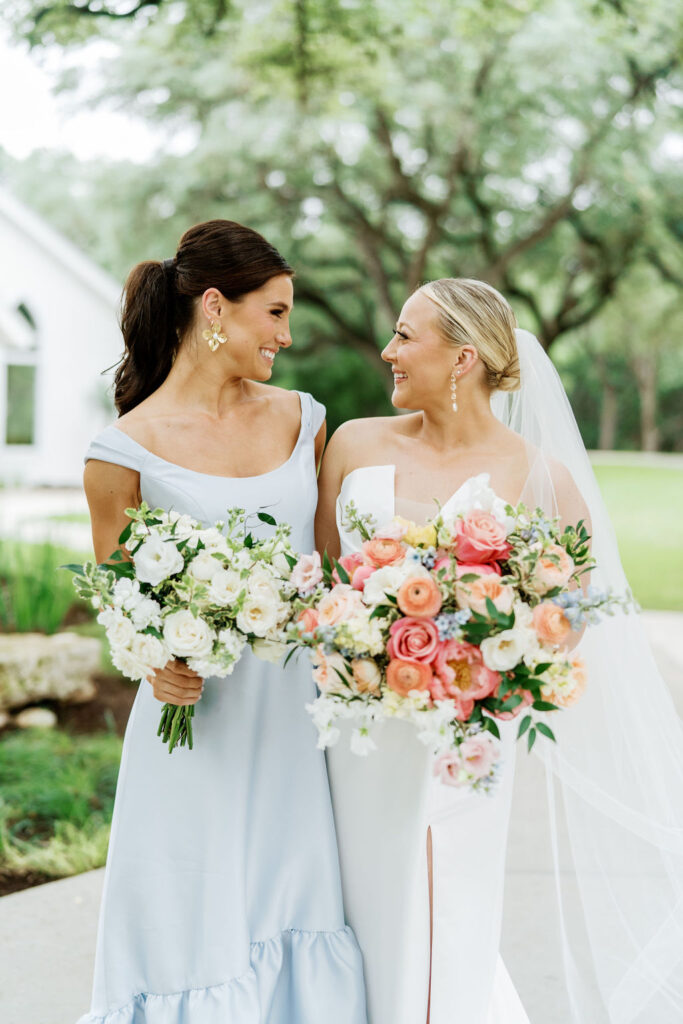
[79,220,366,1023]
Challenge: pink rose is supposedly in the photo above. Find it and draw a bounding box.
[318,584,363,626]
[387,617,440,663]
[458,733,500,779]
[530,544,575,594]
[386,658,433,696]
[491,682,533,720]
[292,552,323,593]
[362,537,405,568]
[532,601,572,648]
[350,564,375,591]
[333,554,374,591]
[453,511,511,564]
[455,572,515,617]
[434,640,500,701]
[433,751,463,786]
[397,576,442,620]
[297,608,319,634]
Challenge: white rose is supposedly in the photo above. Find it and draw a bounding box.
[480,628,531,672]
[131,632,169,669]
[248,567,281,604]
[196,526,230,555]
[362,562,429,606]
[252,638,288,663]
[101,611,136,648]
[187,549,223,583]
[134,534,184,586]
[162,609,215,658]
[236,596,279,637]
[208,568,244,606]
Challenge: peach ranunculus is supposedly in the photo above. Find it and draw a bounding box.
[397,576,443,620]
[297,607,319,634]
[350,658,382,695]
[386,657,433,696]
[387,617,440,663]
[530,544,575,594]
[532,601,572,648]
[455,572,515,617]
[453,510,511,564]
[362,536,406,568]
[291,552,323,593]
[312,647,350,693]
[317,584,363,626]
[491,682,534,720]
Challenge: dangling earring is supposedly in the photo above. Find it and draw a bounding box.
[202,319,228,352]
[450,366,460,411]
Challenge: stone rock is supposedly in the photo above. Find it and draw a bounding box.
[0,632,99,710]
[0,709,9,730]
[14,706,58,729]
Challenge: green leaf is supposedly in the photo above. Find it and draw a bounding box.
[284,552,298,569]
[483,716,501,739]
[536,722,556,743]
[59,563,85,576]
[322,550,332,576]
[485,596,498,619]
[244,533,254,549]
[517,714,532,739]
[334,559,350,585]
[532,700,559,712]
[118,522,132,545]
[527,727,537,752]
[257,511,277,526]
[459,573,479,583]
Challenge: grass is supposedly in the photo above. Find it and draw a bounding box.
[0,729,122,879]
[592,462,683,611]
[0,540,93,634]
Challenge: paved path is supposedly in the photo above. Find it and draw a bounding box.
[0,615,680,1023]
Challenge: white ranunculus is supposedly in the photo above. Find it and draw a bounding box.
[236,595,279,637]
[162,609,215,659]
[134,534,184,586]
[101,611,136,649]
[217,628,247,660]
[131,632,169,670]
[208,568,244,606]
[362,562,429,607]
[252,638,288,663]
[187,549,223,583]
[480,628,531,672]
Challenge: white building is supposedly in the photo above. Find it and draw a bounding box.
[0,187,122,486]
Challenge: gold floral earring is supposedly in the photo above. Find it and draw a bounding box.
[203,319,228,352]
[450,366,460,411]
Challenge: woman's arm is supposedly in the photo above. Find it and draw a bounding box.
[314,425,352,562]
[83,459,203,705]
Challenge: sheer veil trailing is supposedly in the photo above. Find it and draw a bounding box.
[491,329,683,1023]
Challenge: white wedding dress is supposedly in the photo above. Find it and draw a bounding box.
[327,464,532,1024]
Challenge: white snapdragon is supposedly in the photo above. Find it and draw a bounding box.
[217,628,248,660]
[350,727,377,756]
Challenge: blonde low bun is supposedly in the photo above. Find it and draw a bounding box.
[420,278,521,392]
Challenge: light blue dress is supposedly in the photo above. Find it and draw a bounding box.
[78,391,367,1024]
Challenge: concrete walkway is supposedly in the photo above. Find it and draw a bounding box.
[0,611,681,1024]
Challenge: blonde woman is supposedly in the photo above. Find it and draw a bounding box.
[315,279,683,1023]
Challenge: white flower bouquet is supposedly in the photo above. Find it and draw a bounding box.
[289,475,635,791]
[66,503,297,752]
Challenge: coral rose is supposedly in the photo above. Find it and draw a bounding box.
[297,608,319,634]
[531,544,575,594]
[386,658,433,696]
[362,537,405,568]
[333,553,363,584]
[532,601,572,648]
[434,640,500,701]
[397,576,443,619]
[318,584,362,626]
[455,572,514,617]
[453,511,511,564]
[387,617,440,663]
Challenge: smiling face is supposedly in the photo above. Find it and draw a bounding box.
[382,290,476,411]
[200,274,294,380]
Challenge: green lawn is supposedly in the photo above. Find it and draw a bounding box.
[592,462,683,611]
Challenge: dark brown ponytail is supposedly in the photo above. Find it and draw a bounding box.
[114,220,294,415]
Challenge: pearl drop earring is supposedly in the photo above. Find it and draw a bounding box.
[450,366,460,412]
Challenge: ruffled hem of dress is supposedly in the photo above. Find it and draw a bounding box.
[77,925,366,1024]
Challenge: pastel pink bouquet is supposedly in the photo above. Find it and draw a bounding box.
[289,474,633,792]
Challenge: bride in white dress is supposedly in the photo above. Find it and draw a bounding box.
[315,278,683,1023]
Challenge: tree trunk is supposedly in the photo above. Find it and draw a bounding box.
[631,352,660,452]
[598,380,619,450]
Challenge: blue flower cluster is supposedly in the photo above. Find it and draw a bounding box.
[434,609,472,641]
[551,585,614,626]
[420,546,438,569]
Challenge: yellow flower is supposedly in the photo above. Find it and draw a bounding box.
[403,523,438,548]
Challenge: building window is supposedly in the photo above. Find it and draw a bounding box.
[6,364,36,445]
